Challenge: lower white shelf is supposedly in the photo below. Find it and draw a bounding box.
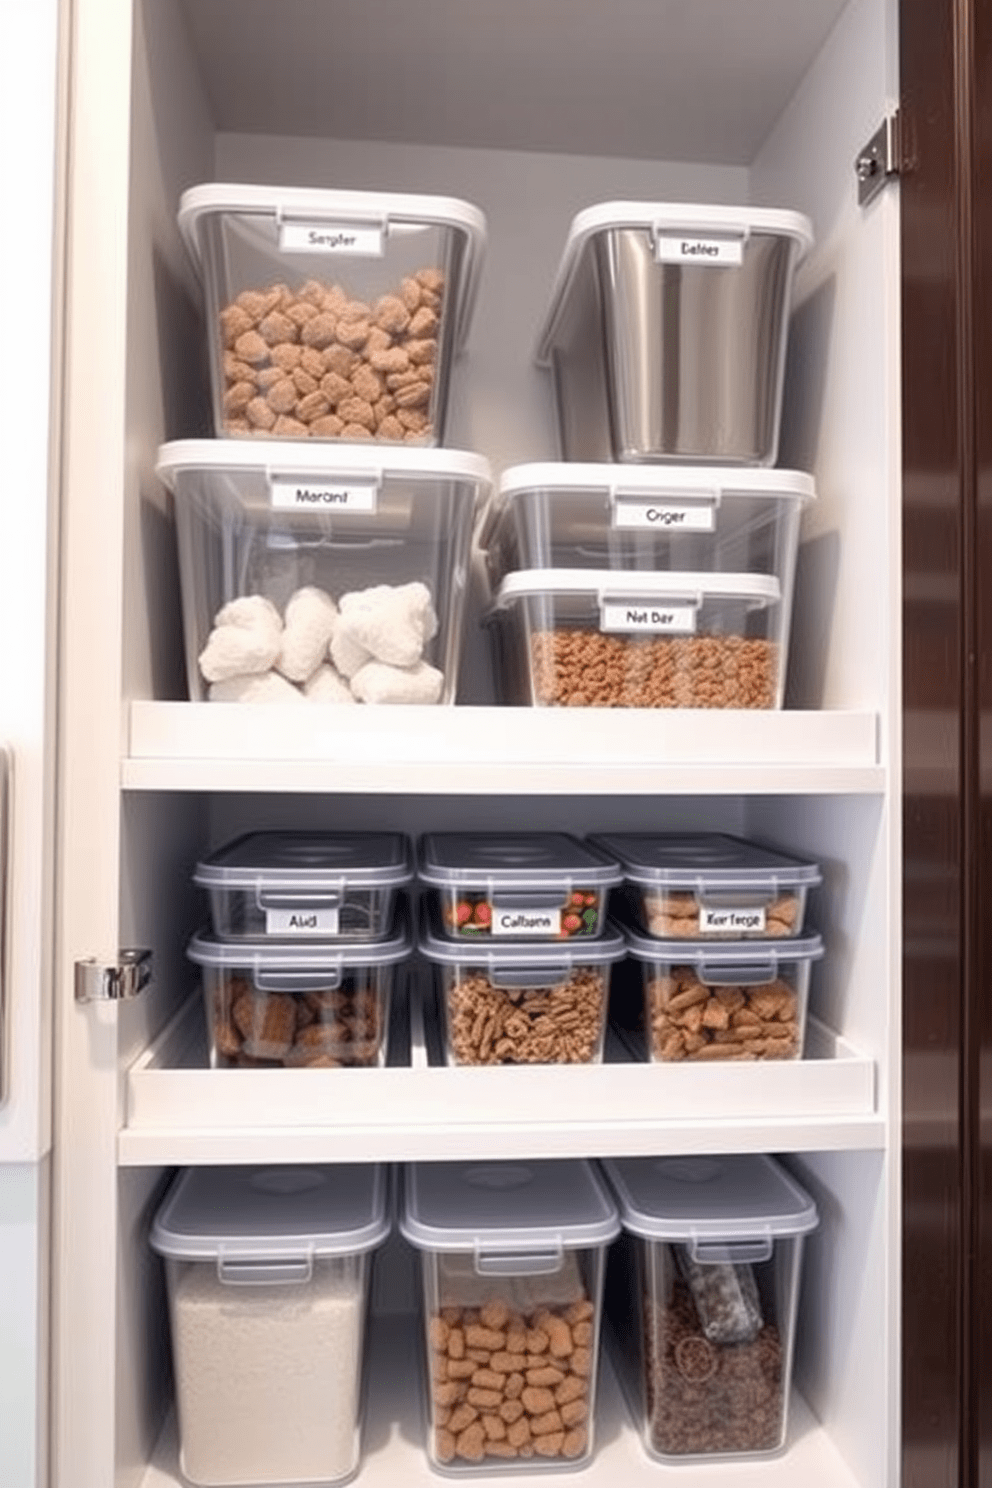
[119,996,881,1166]
[140,1312,863,1488]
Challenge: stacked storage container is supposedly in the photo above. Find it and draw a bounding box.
[416,832,624,1064]
[159,183,492,706]
[187,831,414,1068]
[480,202,815,710]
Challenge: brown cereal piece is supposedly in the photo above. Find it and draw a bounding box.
[565,1300,594,1325]
[570,1346,593,1377]
[484,1441,517,1459]
[447,1358,477,1380]
[336,317,371,350]
[286,300,319,329]
[399,275,423,310]
[298,279,326,307]
[507,1417,532,1449]
[504,1372,524,1400]
[447,1403,478,1434]
[472,1369,506,1392]
[297,346,325,380]
[268,342,302,373]
[499,1399,525,1424]
[337,396,376,431]
[559,1398,589,1428]
[265,378,298,414]
[322,344,356,378]
[434,1381,464,1408]
[408,305,440,337]
[317,371,350,406]
[416,267,445,292]
[448,1327,465,1360]
[432,1354,449,1384]
[245,396,277,430]
[465,1323,505,1352]
[220,304,255,345]
[213,1000,243,1059]
[225,418,251,434]
[527,1365,565,1388]
[481,1413,506,1442]
[554,1375,587,1406]
[534,1431,566,1458]
[258,309,297,346]
[393,379,432,409]
[397,407,430,433]
[223,381,255,415]
[254,366,283,391]
[364,326,393,356]
[232,989,296,1059]
[291,369,319,398]
[301,312,338,350]
[375,414,404,442]
[351,363,384,403]
[310,414,345,438]
[490,1351,526,1374]
[521,1387,556,1416]
[233,330,269,365]
[406,337,438,366]
[224,352,258,383]
[272,415,309,437]
[434,1428,456,1463]
[562,1426,588,1459]
[296,391,331,423]
[374,294,412,334]
[572,1321,593,1346]
[454,1423,486,1461]
[429,1316,450,1352]
[368,345,411,374]
[480,1301,510,1330]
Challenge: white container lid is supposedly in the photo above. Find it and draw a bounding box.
[400,1160,620,1253]
[150,1162,390,1261]
[620,922,824,969]
[536,200,814,365]
[178,182,488,352]
[194,831,414,893]
[419,900,625,967]
[187,898,412,970]
[156,438,492,495]
[600,1154,818,1242]
[491,568,781,610]
[418,831,621,890]
[591,832,821,891]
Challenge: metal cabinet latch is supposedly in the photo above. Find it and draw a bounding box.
[74,949,153,1005]
[856,112,901,206]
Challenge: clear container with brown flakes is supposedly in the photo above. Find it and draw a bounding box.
[178,183,486,446]
[600,1154,818,1463]
[486,569,787,709]
[418,901,625,1066]
[400,1158,620,1474]
[619,916,823,1064]
[186,899,411,1068]
[589,831,821,941]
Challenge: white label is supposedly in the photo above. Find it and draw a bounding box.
[614,499,716,533]
[279,221,384,256]
[601,603,697,634]
[492,907,562,937]
[700,906,767,934]
[269,478,378,513]
[265,907,340,935]
[655,234,744,267]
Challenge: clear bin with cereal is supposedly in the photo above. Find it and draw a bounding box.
[477,463,815,592]
[157,440,490,704]
[590,831,821,940]
[178,182,486,445]
[536,202,812,466]
[150,1162,390,1487]
[486,569,786,709]
[186,900,411,1068]
[417,831,621,941]
[400,1158,620,1474]
[619,918,824,1063]
[419,900,625,1065]
[194,829,414,942]
[600,1154,818,1463]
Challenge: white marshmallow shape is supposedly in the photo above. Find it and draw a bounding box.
[349,659,445,705]
[198,595,283,683]
[335,581,438,669]
[208,670,307,703]
[303,664,356,704]
[277,586,338,683]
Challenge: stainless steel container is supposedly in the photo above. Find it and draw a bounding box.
[537,203,813,466]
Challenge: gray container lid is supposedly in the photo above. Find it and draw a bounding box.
[187,897,412,970]
[591,832,821,890]
[193,830,414,892]
[150,1162,391,1261]
[418,832,622,889]
[418,900,625,966]
[620,920,824,969]
[600,1154,818,1241]
[400,1160,620,1253]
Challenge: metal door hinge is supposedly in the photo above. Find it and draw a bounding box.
[74,949,153,1004]
[856,111,901,206]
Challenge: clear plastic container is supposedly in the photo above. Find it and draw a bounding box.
[194,830,414,941]
[178,183,486,446]
[590,832,821,940]
[619,920,824,1064]
[399,1158,620,1473]
[478,463,815,592]
[419,900,625,1066]
[600,1154,818,1463]
[156,440,491,704]
[536,202,813,466]
[418,832,622,940]
[487,569,786,709]
[186,900,411,1068]
[150,1162,390,1487]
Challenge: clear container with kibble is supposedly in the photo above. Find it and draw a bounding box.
[590,831,821,940]
[486,569,787,709]
[620,917,824,1064]
[419,901,625,1066]
[418,832,622,941]
[194,830,414,942]
[186,900,411,1068]
[400,1159,620,1473]
[600,1155,818,1463]
[151,1162,390,1486]
[178,183,486,445]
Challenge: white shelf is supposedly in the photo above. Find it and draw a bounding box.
[140,1312,862,1488]
[123,703,882,794]
[119,995,880,1167]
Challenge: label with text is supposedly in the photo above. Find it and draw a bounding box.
[614,499,715,532]
[601,602,697,635]
[491,907,562,937]
[265,907,340,936]
[655,234,744,267]
[279,221,384,256]
[269,478,378,513]
[699,905,767,934]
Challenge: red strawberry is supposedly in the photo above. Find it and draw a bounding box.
[455,901,473,925]
[562,912,583,933]
[474,902,492,926]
